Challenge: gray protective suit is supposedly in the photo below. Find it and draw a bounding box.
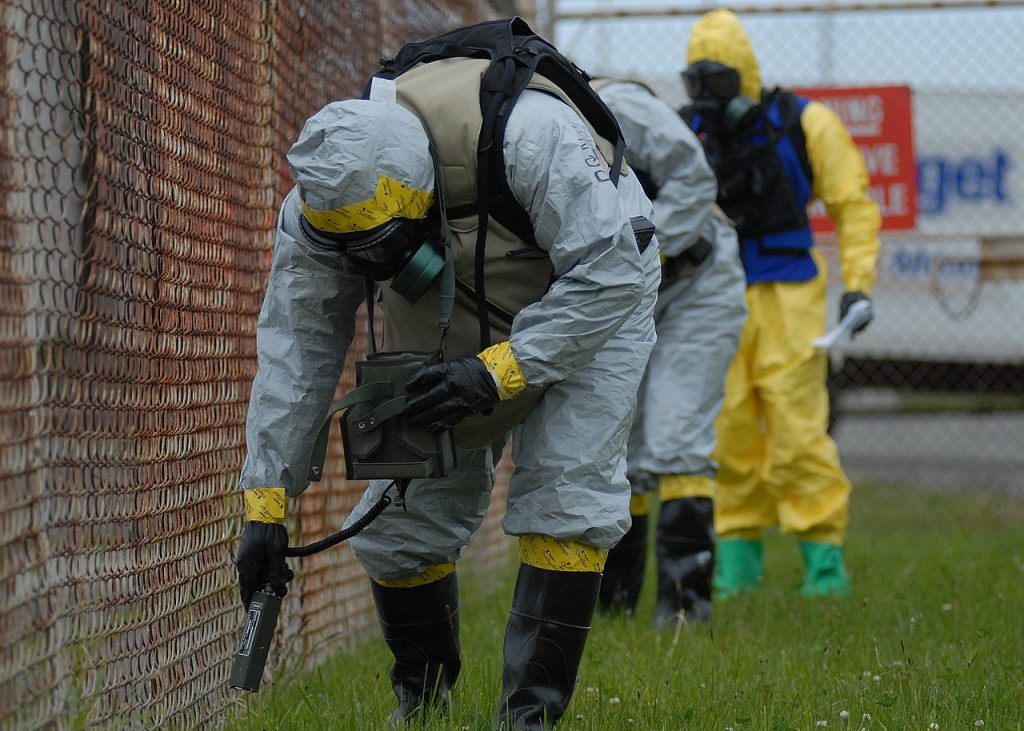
[598,80,747,487]
[239,88,661,581]
[594,80,747,623]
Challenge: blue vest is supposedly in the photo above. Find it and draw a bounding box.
[690,93,818,285]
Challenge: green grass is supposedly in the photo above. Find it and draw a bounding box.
[227,483,1024,730]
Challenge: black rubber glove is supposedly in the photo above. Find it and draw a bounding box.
[404,355,500,432]
[236,521,294,609]
[839,290,873,336]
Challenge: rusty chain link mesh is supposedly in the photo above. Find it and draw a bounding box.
[556,2,1024,494]
[0,1,514,729]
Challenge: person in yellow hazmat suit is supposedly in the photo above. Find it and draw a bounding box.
[679,9,881,597]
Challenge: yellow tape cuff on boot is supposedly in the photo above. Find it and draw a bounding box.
[659,475,714,501]
[373,563,456,588]
[518,534,608,573]
[244,488,288,524]
[477,340,527,401]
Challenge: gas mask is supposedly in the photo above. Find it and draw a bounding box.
[299,212,445,303]
[682,60,760,134]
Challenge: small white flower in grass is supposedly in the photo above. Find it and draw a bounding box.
[816,721,828,728]
[862,671,872,679]
[975,721,985,727]
[929,723,939,730]
[872,675,881,683]
[840,710,850,720]
[627,719,635,725]
[942,603,953,611]
[576,714,584,721]
[586,686,597,695]
[863,713,872,721]
[609,697,621,705]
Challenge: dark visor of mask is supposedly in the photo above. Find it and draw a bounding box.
[299,214,430,280]
[681,61,741,100]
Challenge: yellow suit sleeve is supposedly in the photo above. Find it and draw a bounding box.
[802,101,881,293]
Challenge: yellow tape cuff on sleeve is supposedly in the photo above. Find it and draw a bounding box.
[844,277,874,295]
[244,488,288,524]
[372,563,456,588]
[629,493,651,516]
[477,340,526,401]
[300,175,434,234]
[518,534,608,573]
[659,475,714,501]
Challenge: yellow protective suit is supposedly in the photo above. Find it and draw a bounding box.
[715,252,852,542]
[691,10,881,545]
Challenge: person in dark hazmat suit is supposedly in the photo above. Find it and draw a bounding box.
[681,9,880,599]
[233,20,661,730]
[591,77,747,626]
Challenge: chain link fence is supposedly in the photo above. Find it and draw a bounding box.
[553,0,1024,493]
[5,1,1022,728]
[0,1,517,729]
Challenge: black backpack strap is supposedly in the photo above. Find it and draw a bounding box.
[380,17,514,71]
[632,167,661,201]
[471,24,626,347]
[680,94,806,183]
[771,88,813,185]
[782,89,815,183]
[525,39,625,187]
[474,51,530,347]
[380,17,628,351]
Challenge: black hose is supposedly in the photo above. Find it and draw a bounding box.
[283,481,398,558]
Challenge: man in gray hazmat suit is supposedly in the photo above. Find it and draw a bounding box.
[233,41,661,731]
[591,79,747,625]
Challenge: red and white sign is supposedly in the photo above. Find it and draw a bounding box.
[794,85,917,233]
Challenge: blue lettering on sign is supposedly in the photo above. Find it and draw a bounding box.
[890,249,980,279]
[892,250,930,275]
[916,149,1011,215]
[936,259,979,278]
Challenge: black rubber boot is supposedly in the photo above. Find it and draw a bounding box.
[370,572,461,724]
[496,564,601,730]
[654,497,716,627]
[597,513,648,615]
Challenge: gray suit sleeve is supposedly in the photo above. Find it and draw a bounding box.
[500,90,654,387]
[598,81,718,258]
[239,189,366,496]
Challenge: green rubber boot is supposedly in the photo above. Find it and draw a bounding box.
[799,541,852,597]
[713,538,763,599]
